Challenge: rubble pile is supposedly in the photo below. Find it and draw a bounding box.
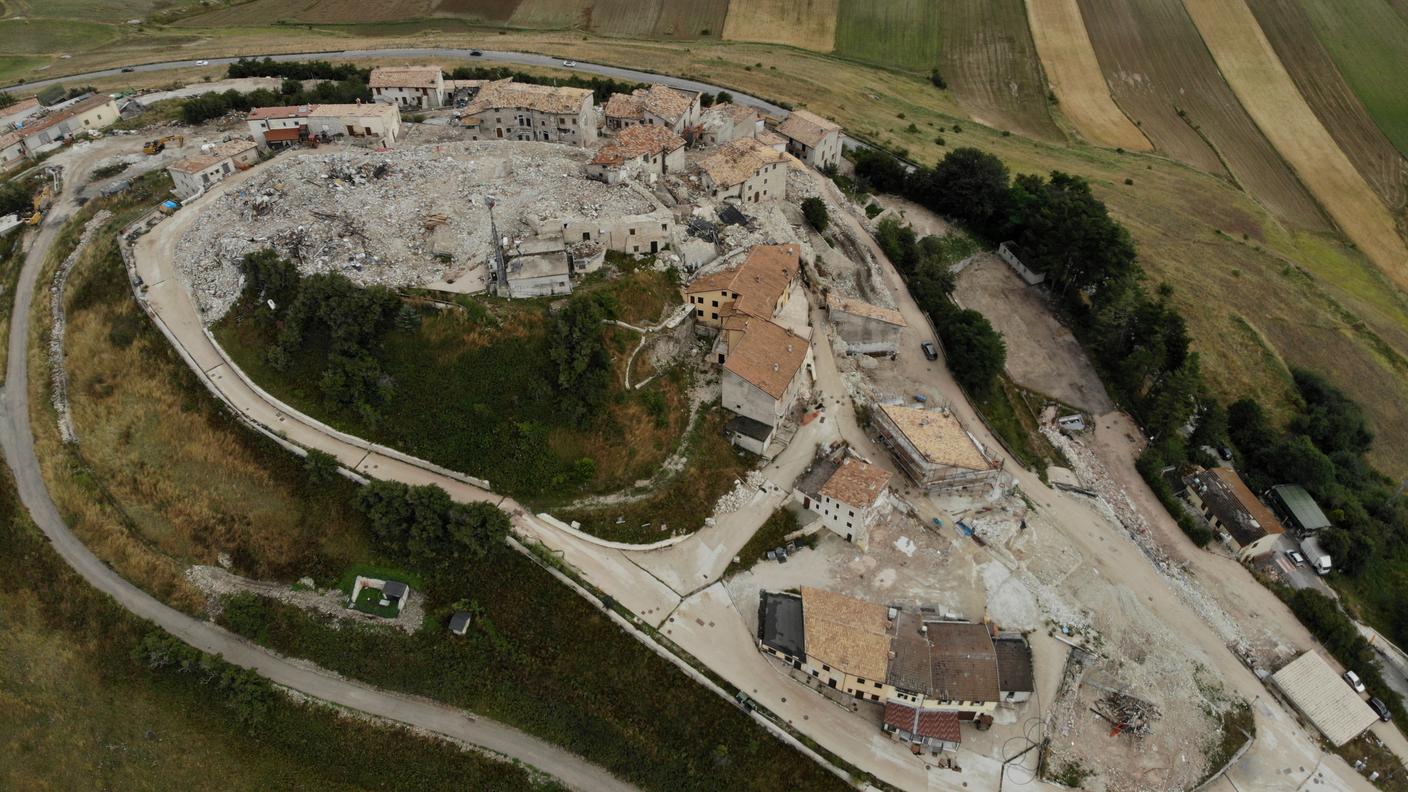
[711,470,770,515]
[173,141,659,321]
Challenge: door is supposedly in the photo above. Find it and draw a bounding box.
[650,240,658,254]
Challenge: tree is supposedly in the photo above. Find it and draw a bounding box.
[917,147,1011,239]
[0,180,30,217]
[929,70,947,90]
[936,309,1006,395]
[0,91,14,109]
[801,196,829,233]
[547,294,613,426]
[1008,171,1137,304]
[1291,369,1373,457]
[851,147,908,195]
[302,448,340,483]
[354,480,508,566]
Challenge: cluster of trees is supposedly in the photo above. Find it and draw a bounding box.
[0,179,33,216]
[134,631,274,726]
[240,251,407,424]
[180,77,372,124]
[227,57,370,83]
[801,196,828,232]
[547,293,615,427]
[698,90,735,108]
[447,65,646,104]
[356,480,510,568]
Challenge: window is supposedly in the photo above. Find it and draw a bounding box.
[711,300,718,307]
[874,682,883,689]
[629,228,636,235]
[696,309,704,317]
[582,232,591,241]
[661,223,668,231]
[711,312,718,320]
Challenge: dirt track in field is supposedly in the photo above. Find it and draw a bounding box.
[722,0,838,52]
[1247,0,1408,212]
[1025,0,1150,151]
[1077,0,1328,231]
[938,0,1061,142]
[1183,0,1408,290]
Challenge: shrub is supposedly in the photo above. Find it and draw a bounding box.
[801,196,829,232]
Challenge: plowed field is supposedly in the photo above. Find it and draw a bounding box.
[1296,0,1408,160]
[937,0,1060,141]
[1078,0,1327,230]
[434,0,523,21]
[1247,0,1406,212]
[833,0,943,71]
[1025,0,1150,151]
[721,0,838,51]
[1184,0,1408,290]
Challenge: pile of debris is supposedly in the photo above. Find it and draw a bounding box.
[1092,689,1161,738]
[173,141,660,320]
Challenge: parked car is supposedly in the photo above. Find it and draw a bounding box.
[470,50,482,56]
[562,60,577,67]
[1370,697,1393,722]
[1218,446,1234,461]
[120,67,134,73]
[1344,670,1367,694]
[1286,549,1307,567]
[195,59,209,66]
[920,341,938,361]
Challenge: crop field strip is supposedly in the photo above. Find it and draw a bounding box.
[1182,0,1408,293]
[1077,0,1327,231]
[433,0,524,21]
[1246,0,1407,212]
[1295,0,1408,160]
[833,0,943,72]
[721,0,839,52]
[1024,0,1151,152]
[936,0,1061,142]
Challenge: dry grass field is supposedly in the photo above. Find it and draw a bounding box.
[1248,0,1407,212]
[503,0,584,30]
[721,0,838,52]
[433,0,524,22]
[1184,0,1408,291]
[1025,0,1151,151]
[1296,0,1408,160]
[936,0,1060,142]
[1077,0,1327,231]
[833,0,944,71]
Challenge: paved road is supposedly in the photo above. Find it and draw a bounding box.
[0,144,636,792]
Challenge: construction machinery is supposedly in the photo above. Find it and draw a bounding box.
[25,181,54,226]
[143,134,184,155]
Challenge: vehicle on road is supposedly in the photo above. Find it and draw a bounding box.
[920,341,938,361]
[1301,535,1333,575]
[562,60,577,67]
[1344,670,1366,694]
[1286,549,1306,567]
[1370,697,1393,721]
[120,67,134,73]
[195,59,209,66]
[471,50,482,57]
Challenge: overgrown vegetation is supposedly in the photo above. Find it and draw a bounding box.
[801,196,829,232]
[726,508,803,577]
[357,479,509,570]
[227,56,371,83]
[179,77,372,124]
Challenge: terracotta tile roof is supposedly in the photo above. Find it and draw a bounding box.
[757,129,786,147]
[369,65,442,89]
[169,154,225,174]
[819,457,890,509]
[879,404,990,471]
[698,137,786,188]
[928,622,999,703]
[886,611,932,692]
[0,130,23,150]
[1186,467,1285,548]
[801,587,891,681]
[830,296,905,327]
[464,79,593,116]
[776,109,840,148]
[0,97,40,121]
[311,103,400,119]
[723,317,808,400]
[883,701,961,743]
[606,85,697,125]
[707,102,759,124]
[591,123,684,165]
[686,243,799,316]
[247,105,314,122]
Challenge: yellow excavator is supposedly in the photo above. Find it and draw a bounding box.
[26,182,53,226]
[142,134,184,155]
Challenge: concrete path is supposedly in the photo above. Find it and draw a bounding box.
[0,143,637,792]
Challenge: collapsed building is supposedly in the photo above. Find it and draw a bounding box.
[603,84,701,134]
[697,102,765,147]
[245,103,403,148]
[757,587,1034,753]
[461,79,598,146]
[698,137,788,203]
[827,296,906,356]
[587,123,686,185]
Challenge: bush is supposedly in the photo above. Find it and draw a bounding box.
[801,196,829,233]
[929,70,948,89]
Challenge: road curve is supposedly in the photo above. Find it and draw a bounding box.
[0,159,637,792]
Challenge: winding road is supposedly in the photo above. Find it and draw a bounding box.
[0,143,637,792]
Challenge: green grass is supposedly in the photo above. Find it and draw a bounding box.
[0,465,552,791]
[338,562,424,593]
[0,54,48,84]
[217,544,852,792]
[0,17,119,55]
[834,0,944,72]
[352,585,405,618]
[725,507,804,577]
[970,375,1066,477]
[214,268,689,503]
[1298,0,1408,157]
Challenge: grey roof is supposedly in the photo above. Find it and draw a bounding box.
[382,581,409,599]
[994,637,1035,693]
[449,612,472,632]
[886,612,932,693]
[758,591,805,658]
[1272,651,1378,746]
[727,414,774,442]
[1271,484,1331,532]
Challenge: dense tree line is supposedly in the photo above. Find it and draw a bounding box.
[180,77,372,125]
[356,480,510,568]
[227,57,370,83]
[134,631,275,726]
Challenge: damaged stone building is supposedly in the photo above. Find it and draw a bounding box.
[461,79,598,146]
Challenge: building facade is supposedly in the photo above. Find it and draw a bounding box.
[247,103,401,147]
[462,80,597,146]
[11,94,120,154]
[697,137,787,203]
[370,65,446,109]
[800,456,891,550]
[828,296,906,356]
[603,84,701,134]
[586,123,685,184]
[561,211,675,257]
[775,109,842,170]
[684,243,800,329]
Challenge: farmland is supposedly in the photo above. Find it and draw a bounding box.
[434,0,523,22]
[1248,0,1407,212]
[936,0,1060,142]
[1296,0,1408,160]
[1183,0,1408,291]
[721,0,838,52]
[1077,0,1327,231]
[1025,0,1151,151]
[0,17,119,54]
[833,0,943,71]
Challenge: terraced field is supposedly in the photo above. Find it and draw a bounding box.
[1247,0,1407,212]
[937,0,1059,141]
[833,0,943,71]
[1296,0,1408,159]
[721,0,839,51]
[1078,0,1327,230]
[1025,0,1150,151]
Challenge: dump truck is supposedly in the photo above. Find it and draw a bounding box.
[1301,535,1332,576]
[143,134,184,155]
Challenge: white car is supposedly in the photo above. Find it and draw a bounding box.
[195,59,210,66]
[562,60,577,67]
[1344,670,1366,694]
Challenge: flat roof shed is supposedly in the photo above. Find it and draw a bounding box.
[1271,484,1331,533]
[1271,651,1378,746]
